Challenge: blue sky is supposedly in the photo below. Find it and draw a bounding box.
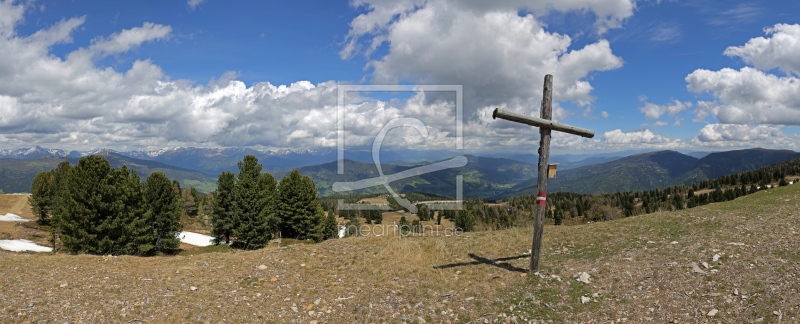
[1,0,800,154]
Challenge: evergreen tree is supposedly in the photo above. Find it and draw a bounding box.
[276,170,327,242]
[233,155,274,249]
[398,215,410,235]
[144,172,183,252]
[49,162,72,250]
[211,171,237,244]
[29,171,54,224]
[454,210,476,232]
[323,212,339,239]
[181,187,199,217]
[58,157,152,255]
[554,209,563,226]
[411,219,422,234]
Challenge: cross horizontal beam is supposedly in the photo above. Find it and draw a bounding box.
[492,108,595,138]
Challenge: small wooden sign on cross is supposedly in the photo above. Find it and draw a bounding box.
[492,74,595,272]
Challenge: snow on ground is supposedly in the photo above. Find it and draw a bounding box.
[0,213,30,222]
[0,239,52,252]
[179,231,215,247]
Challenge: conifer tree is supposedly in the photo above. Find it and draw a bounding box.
[58,157,152,255]
[233,155,275,249]
[276,170,326,242]
[211,171,237,244]
[323,212,339,239]
[29,171,54,224]
[454,210,476,232]
[144,172,183,252]
[50,162,72,250]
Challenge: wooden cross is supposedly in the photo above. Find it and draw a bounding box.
[492,74,595,272]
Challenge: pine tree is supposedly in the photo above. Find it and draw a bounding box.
[29,171,54,224]
[398,215,410,235]
[276,170,327,242]
[211,171,237,244]
[323,212,339,239]
[58,157,152,255]
[49,162,72,250]
[233,155,274,249]
[113,166,154,255]
[144,172,183,252]
[454,210,476,232]
[182,188,198,217]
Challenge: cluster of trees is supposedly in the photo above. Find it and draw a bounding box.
[29,156,182,255]
[424,157,800,231]
[210,155,337,248]
[492,157,800,226]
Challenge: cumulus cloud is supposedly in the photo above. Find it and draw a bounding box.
[5,0,710,154]
[342,0,625,122]
[601,129,672,144]
[0,9,464,152]
[342,0,635,59]
[684,23,800,126]
[724,23,800,76]
[639,100,692,119]
[686,67,800,125]
[697,124,782,142]
[690,124,799,149]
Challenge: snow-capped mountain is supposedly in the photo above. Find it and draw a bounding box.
[0,146,83,159]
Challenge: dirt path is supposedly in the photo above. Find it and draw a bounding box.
[10,194,32,218]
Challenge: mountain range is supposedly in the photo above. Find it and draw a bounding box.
[498,148,800,198]
[0,146,797,200]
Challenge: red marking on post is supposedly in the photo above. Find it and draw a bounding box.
[536,192,547,205]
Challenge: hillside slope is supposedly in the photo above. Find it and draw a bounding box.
[1,184,798,322]
[0,152,217,193]
[296,155,535,197]
[500,148,800,197]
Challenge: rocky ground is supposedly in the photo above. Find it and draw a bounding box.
[0,185,798,323]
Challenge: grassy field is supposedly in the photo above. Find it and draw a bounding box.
[1,185,799,322]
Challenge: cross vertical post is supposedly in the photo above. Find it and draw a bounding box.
[492,74,595,273]
[531,74,552,272]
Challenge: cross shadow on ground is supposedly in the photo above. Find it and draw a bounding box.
[433,253,529,273]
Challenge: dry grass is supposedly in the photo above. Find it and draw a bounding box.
[1,186,800,322]
[358,197,390,205]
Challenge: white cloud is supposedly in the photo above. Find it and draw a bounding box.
[690,124,798,149]
[697,124,781,142]
[0,0,25,37]
[686,67,800,125]
[343,0,625,123]
[187,0,206,11]
[89,22,171,56]
[639,100,692,119]
[686,23,800,126]
[342,0,635,60]
[601,129,672,144]
[724,23,800,76]
[601,111,609,118]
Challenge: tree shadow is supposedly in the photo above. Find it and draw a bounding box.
[433,253,529,273]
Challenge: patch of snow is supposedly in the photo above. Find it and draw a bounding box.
[0,213,30,222]
[338,225,346,238]
[0,239,52,252]
[178,231,215,247]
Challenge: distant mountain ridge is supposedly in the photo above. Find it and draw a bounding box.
[498,148,800,198]
[1,146,797,200]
